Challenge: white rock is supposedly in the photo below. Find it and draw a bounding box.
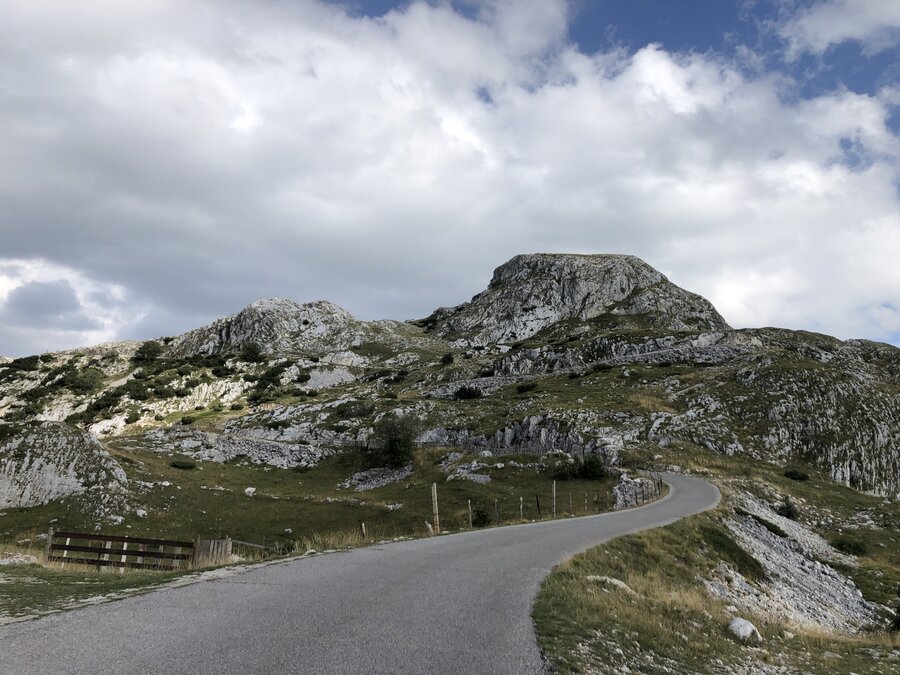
[728,617,762,642]
[244,487,256,497]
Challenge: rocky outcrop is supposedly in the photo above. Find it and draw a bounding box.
[167,298,376,357]
[120,427,335,470]
[0,422,127,508]
[418,414,624,462]
[705,499,877,634]
[424,254,728,344]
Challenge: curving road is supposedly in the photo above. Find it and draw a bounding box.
[0,473,719,674]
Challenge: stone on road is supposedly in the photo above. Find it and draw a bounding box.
[0,474,719,674]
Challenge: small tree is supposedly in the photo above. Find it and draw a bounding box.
[132,341,163,363]
[370,413,419,468]
[240,342,264,363]
[775,496,799,520]
[440,352,454,365]
[454,385,482,400]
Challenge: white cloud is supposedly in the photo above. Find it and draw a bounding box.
[780,0,900,57]
[0,0,898,355]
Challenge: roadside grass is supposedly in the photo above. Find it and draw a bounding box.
[533,512,900,675]
[0,560,183,621]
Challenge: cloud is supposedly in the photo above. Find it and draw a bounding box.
[0,0,898,356]
[779,0,900,57]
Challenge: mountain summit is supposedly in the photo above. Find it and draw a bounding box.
[424,253,728,344]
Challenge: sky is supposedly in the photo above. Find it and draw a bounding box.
[1,0,899,357]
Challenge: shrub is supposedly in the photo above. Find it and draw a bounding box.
[516,382,538,394]
[775,497,799,520]
[61,367,106,394]
[132,341,163,363]
[230,402,245,411]
[170,459,197,470]
[783,468,809,481]
[891,608,900,633]
[831,536,868,556]
[370,413,419,468]
[454,385,482,400]
[180,415,195,425]
[125,411,140,424]
[240,342,264,363]
[440,353,454,365]
[471,506,491,528]
[335,402,375,419]
[554,454,608,481]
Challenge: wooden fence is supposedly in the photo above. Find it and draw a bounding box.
[44,528,232,571]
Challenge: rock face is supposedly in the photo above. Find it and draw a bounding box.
[425,254,728,344]
[167,298,374,356]
[122,427,336,470]
[0,422,127,508]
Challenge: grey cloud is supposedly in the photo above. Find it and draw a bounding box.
[0,0,898,357]
[0,280,99,331]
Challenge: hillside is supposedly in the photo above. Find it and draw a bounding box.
[1,252,897,501]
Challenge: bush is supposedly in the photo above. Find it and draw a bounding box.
[370,414,419,468]
[554,454,608,481]
[230,402,245,411]
[516,382,538,394]
[783,468,809,481]
[831,536,868,556]
[125,411,140,424]
[471,506,491,528]
[240,342,264,363]
[775,497,799,520]
[454,385,482,400]
[891,608,900,633]
[132,341,163,363]
[440,353,454,365]
[170,458,197,470]
[180,415,195,425]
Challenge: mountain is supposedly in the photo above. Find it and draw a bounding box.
[167,298,373,356]
[420,254,729,344]
[0,252,898,502]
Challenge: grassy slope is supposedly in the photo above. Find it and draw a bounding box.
[533,452,900,674]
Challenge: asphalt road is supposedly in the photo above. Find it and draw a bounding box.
[0,473,719,674]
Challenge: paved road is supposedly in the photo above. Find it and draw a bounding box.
[0,473,719,674]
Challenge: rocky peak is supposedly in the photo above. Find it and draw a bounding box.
[167,297,370,357]
[427,253,729,344]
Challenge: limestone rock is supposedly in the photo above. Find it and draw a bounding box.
[0,421,127,509]
[424,254,728,344]
[728,617,762,642]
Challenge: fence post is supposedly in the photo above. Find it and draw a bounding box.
[44,527,54,562]
[468,499,473,529]
[495,498,500,526]
[535,494,542,519]
[584,493,587,514]
[519,496,523,521]
[360,522,367,541]
[569,492,573,515]
[552,480,557,517]
[120,542,128,574]
[431,483,440,534]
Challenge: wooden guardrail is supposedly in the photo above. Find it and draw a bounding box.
[44,528,231,571]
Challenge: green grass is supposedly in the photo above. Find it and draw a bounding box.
[0,561,184,620]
